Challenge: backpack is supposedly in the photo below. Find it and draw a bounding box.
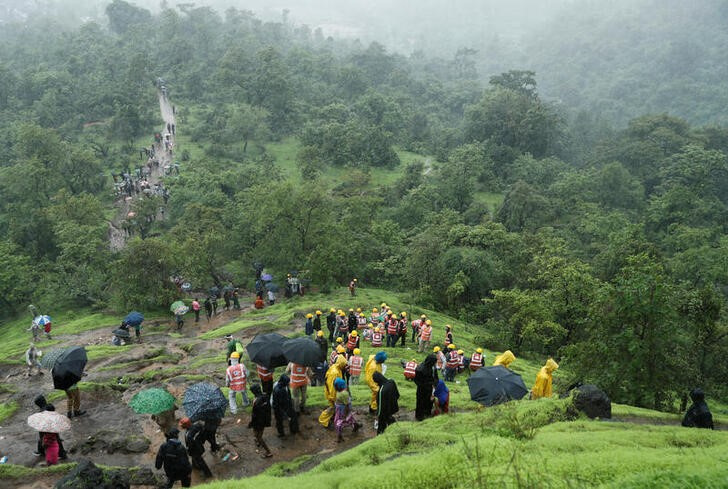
[235,341,244,354]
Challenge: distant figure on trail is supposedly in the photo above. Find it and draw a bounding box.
[191,299,200,323]
[267,289,275,305]
[25,344,43,377]
[255,296,265,309]
[348,278,357,296]
[28,321,41,342]
[682,388,714,429]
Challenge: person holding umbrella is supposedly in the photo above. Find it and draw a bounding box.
[27,404,71,466]
[124,311,144,343]
[155,428,192,488]
[286,361,312,414]
[130,388,177,433]
[414,354,438,421]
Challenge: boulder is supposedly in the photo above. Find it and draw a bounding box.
[572,384,611,419]
[128,467,161,486]
[55,459,130,489]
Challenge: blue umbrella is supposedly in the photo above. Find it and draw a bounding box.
[124,311,144,327]
[261,273,273,282]
[183,383,226,421]
[33,315,52,326]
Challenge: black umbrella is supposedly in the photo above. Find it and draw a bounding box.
[113,328,131,338]
[50,346,88,391]
[467,365,528,407]
[282,337,325,367]
[246,333,288,368]
[183,383,226,421]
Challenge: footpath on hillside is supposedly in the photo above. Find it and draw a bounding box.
[108,90,177,251]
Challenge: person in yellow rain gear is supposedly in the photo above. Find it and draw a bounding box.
[319,355,348,427]
[493,350,516,368]
[531,358,559,399]
[365,351,388,414]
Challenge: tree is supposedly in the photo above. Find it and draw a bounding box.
[105,0,152,35]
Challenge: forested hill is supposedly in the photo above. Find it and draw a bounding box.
[0,0,727,414]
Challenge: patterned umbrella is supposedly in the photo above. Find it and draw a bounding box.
[183,383,226,421]
[40,348,66,370]
[124,311,144,327]
[129,388,176,414]
[170,301,188,315]
[27,411,71,433]
[33,315,52,326]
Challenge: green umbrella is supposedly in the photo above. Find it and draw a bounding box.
[129,388,176,414]
[170,300,188,315]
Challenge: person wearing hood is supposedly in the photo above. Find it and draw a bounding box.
[365,351,388,414]
[531,358,559,399]
[155,428,192,488]
[273,374,299,437]
[682,388,714,429]
[493,350,516,368]
[248,384,273,458]
[179,417,212,479]
[414,354,438,421]
[373,372,399,434]
[432,380,449,415]
[319,355,348,427]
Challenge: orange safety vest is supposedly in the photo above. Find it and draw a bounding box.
[387,320,398,335]
[470,352,483,370]
[446,351,459,369]
[329,349,340,365]
[458,354,465,368]
[420,326,432,341]
[347,334,358,351]
[398,319,407,334]
[289,363,308,388]
[227,364,247,391]
[256,364,273,381]
[348,356,363,376]
[357,316,367,328]
[436,351,446,369]
[371,332,383,347]
[404,361,417,379]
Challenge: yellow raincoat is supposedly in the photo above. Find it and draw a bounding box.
[531,358,559,399]
[318,355,348,427]
[493,350,516,368]
[364,354,383,410]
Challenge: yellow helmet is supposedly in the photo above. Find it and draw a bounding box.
[230,351,240,359]
[421,314,426,319]
[351,330,358,337]
[476,348,483,353]
[446,324,452,330]
[425,319,432,325]
[316,310,322,315]
[330,308,336,313]
[448,344,456,350]
[372,308,378,313]
[306,313,313,318]
[374,327,380,333]
[349,308,354,312]
[353,278,357,282]
[336,345,346,353]
[339,311,346,316]
[433,346,441,353]
[368,323,373,328]
[353,348,361,355]
[356,308,362,313]
[317,331,324,337]
[401,311,407,317]
[457,350,464,355]
[336,337,343,343]
[380,303,387,308]
[387,311,393,316]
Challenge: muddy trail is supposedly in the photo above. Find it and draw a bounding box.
[0,298,383,489]
[108,91,176,252]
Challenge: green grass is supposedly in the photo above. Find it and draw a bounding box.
[0,462,76,479]
[473,190,504,213]
[0,401,19,423]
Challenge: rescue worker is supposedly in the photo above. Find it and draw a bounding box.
[286,361,312,413]
[256,363,274,395]
[411,315,422,343]
[371,326,384,347]
[370,308,380,328]
[414,354,438,421]
[347,308,357,333]
[444,324,453,347]
[314,331,328,386]
[364,351,388,414]
[444,344,459,381]
[330,338,344,365]
[226,352,249,414]
[403,358,417,381]
[326,308,336,342]
[386,313,398,347]
[180,418,212,479]
[493,350,516,368]
[272,374,299,437]
[319,355,348,427]
[348,348,363,384]
[346,330,360,353]
[155,428,191,488]
[336,310,348,338]
[682,388,714,429]
[397,312,408,347]
[418,319,433,352]
[304,313,314,337]
[470,348,485,371]
[348,278,357,296]
[457,349,467,374]
[531,358,559,399]
[373,372,399,434]
[434,346,447,377]
[313,310,322,332]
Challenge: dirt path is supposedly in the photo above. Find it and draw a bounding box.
[108,91,177,251]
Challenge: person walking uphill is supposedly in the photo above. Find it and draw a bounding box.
[334,378,361,442]
[272,374,299,437]
[531,358,559,399]
[155,428,192,488]
[226,352,249,413]
[414,354,438,421]
[286,362,311,413]
[319,355,348,427]
[373,372,399,434]
[65,383,85,419]
[249,384,273,458]
[365,351,388,414]
[180,418,212,479]
[326,308,336,342]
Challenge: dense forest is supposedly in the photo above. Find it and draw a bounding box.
[0,0,727,412]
